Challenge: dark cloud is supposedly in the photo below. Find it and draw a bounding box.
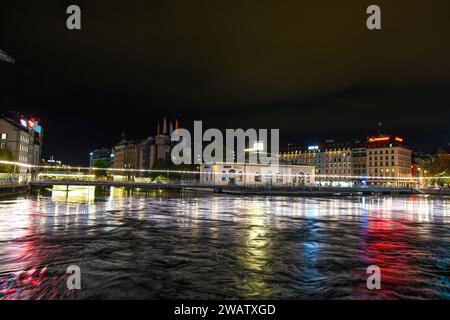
[1,1,449,164]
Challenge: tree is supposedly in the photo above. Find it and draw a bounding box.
[0,146,15,173]
[171,163,198,182]
[150,159,170,181]
[425,149,450,187]
[92,158,109,178]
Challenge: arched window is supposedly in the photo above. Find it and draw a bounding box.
[228,169,236,185]
[238,171,243,182]
[266,171,273,185]
[221,170,227,182]
[254,170,262,182]
[276,172,283,183]
[298,172,305,186]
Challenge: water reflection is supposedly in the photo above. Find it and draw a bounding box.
[0,187,449,299]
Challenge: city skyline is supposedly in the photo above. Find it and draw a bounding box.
[0,0,449,306]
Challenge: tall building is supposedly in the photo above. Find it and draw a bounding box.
[352,146,367,176]
[279,144,320,168]
[0,113,44,178]
[320,140,355,177]
[279,139,362,186]
[280,134,413,186]
[112,118,178,179]
[366,135,412,186]
[113,131,139,180]
[89,148,114,168]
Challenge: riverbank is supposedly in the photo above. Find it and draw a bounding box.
[212,186,450,197]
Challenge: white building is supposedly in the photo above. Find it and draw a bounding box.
[200,162,315,187]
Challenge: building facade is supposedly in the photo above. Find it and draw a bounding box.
[113,132,139,180]
[0,114,43,179]
[366,135,412,186]
[89,148,114,168]
[112,118,177,180]
[200,162,315,187]
[279,135,413,186]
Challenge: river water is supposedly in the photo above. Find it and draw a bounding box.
[0,186,449,300]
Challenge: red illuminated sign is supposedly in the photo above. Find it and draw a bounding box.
[368,136,405,144]
[368,136,389,143]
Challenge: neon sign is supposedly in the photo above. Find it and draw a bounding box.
[368,136,389,143]
[19,118,38,130]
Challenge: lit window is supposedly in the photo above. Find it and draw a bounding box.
[1,133,6,140]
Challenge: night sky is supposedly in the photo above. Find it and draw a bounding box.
[1,0,449,164]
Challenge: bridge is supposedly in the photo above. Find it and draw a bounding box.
[27,179,422,196]
[29,180,214,190]
[0,160,443,196]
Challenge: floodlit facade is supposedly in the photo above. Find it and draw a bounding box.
[200,162,315,187]
[366,135,412,186]
[0,113,43,179]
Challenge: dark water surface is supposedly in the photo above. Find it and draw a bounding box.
[0,187,449,300]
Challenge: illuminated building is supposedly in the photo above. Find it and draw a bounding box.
[411,152,433,188]
[112,118,178,179]
[352,146,367,176]
[365,134,412,186]
[0,112,44,177]
[280,134,414,186]
[279,144,321,168]
[113,131,139,180]
[200,162,316,187]
[320,140,355,177]
[279,139,363,186]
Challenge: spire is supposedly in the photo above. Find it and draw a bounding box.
[121,129,127,142]
[163,117,167,134]
[157,122,161,135]
[377,121,383,136]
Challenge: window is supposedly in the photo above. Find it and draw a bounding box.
[0,142,5,149]
[276,172,283,183]
[1,133,6,140]
[254,171,262,182]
